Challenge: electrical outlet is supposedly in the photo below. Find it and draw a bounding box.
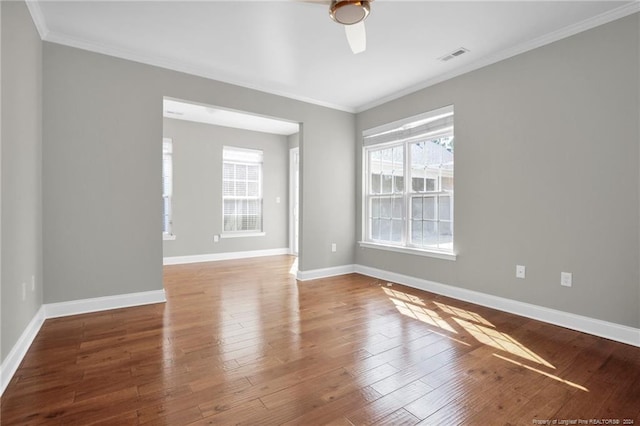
[331,243,337,253]
[561,272,572,287]
[516,265,526,279]
[213,235,219,243]
[276,196,281,204]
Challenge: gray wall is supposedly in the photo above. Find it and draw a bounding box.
[5,1,633,368]
[1,1,43,361]
[162,118,289,257]
[288,133,300,150]
[43,42,355,303]
[356,14,640,328]
[1,0,3,365]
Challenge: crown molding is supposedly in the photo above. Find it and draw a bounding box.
[25,0,49,39]
[26,1,639,115]
[41,31,356,113]
[355,2,640,113]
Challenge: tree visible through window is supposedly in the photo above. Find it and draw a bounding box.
[222,147,263,233]
[364,106,454,253]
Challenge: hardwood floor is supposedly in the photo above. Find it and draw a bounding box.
[2,255,639,425]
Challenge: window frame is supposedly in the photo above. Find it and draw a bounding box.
[221,146,265,238]
[360,107,456,261]
[406,138,454,252]
[365,143,406,246]
[162,137,175,240]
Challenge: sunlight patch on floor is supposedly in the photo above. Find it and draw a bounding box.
[382,287,560,369]
[452,317,554,369]
[378,286,596,392]
[383,287,426,305]
[289,258,298,276]
[493,354,588,392]
[434,301,495,327]
[390,297,457,333]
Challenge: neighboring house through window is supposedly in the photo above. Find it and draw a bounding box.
[222,146,264,236]
[362,105,455,259]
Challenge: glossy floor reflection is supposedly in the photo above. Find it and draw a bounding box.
[1,255,639,425]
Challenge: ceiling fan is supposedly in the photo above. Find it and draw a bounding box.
[330,0,371,54]
[307,0,372,54]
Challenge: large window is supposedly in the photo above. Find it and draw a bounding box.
[363,106,454,257]
[162,138,174,239]
[222,146,263,235]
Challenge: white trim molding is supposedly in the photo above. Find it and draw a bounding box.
[1,289,167,396]
[354,264,640,347]
[0,306,46,396]
[27,2,639,114]
[45,289,166,319]
[24,1,49,40]
[163,248,290,265]
[220,232,266,239]
[356,2,640,112]
[39,31,354,113]
[359,241,457,261]
[296,264,356,281]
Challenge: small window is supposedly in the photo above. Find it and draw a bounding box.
[222,147,263,235]
[363,106,454,256]
[162,138,174,239]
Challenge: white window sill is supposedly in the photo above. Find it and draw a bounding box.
[163,234,176,241]
[358,241,457,261]
[221,232,266,239]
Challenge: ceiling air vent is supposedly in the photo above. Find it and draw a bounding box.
[439,47,469,62]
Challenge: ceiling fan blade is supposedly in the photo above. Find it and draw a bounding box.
[345,21,366,54]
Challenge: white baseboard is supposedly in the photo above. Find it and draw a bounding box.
[1,289,167,396]
[296,264,356,281]
[163,248,290,265]
[354,264,640,347]
[3,260,638,399]
[1,306,45,395]
[45,289,166,319]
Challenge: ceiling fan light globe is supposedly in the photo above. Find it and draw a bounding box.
[329,1,370,25]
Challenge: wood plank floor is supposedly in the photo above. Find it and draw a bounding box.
[2,255,639,425]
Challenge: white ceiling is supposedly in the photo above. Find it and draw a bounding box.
[29,1,638,113]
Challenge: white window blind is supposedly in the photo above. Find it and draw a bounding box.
[363,105,454,147]
[363,105,454,254]
[222,146,263,233]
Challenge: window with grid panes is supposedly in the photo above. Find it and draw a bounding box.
[222,147,263,234]
[363,106,454,255]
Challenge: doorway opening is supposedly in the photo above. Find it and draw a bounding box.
[161,97,300,266]
[289,147,299,256]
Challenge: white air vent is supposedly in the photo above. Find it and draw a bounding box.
[439,47,469,62]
